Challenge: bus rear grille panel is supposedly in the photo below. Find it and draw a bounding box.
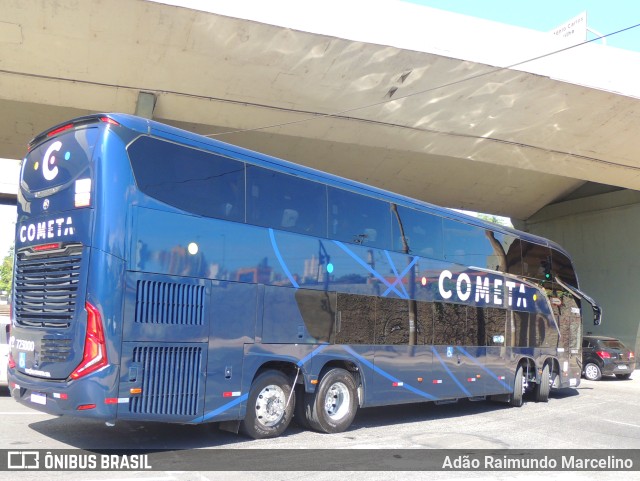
[40,338,72,363]
[130,345,202,416]
[135,280,205,325]
[14,253,82,328]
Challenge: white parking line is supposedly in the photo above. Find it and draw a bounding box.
[604,419,640,429]
[0,411,50,415]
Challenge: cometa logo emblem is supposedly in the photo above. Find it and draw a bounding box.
[42,140,62,181]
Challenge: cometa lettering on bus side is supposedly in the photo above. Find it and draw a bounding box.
[438,269,529,308]
[19,217,75,243]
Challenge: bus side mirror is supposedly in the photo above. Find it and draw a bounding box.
[593,305,602,326]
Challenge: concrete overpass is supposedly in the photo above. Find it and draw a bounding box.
[1,0,640,353]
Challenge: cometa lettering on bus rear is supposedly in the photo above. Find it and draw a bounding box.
[438,269,528,308]
[19,217,74,243]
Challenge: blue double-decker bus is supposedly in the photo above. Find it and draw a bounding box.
[8,114,601,438]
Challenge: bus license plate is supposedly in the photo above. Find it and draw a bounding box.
[30,392,46,405]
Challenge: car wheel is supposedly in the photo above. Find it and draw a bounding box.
[615,373,631,380]
[583,362,602,381]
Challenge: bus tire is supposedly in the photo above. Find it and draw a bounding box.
[510,365,525,407]
[305,368,358,434]
[240,370,295,439]
[293,384,310,429]
[534,364,550,403]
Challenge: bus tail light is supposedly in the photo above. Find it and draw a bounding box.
[99,117,120,126]
[47,123,74,137]
[70,302,108,380]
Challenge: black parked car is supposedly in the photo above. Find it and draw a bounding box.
[582,335,636,381]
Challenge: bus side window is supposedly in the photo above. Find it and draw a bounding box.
[328,187,391,250]
[246,165,327,237]
[443,219,497,270]
[391,205,444,260]
[521,241,552,284]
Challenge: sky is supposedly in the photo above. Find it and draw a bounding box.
[404,0,640,51]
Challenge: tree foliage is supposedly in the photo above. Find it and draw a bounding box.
[477,213,512,227]
[0,246,14,293]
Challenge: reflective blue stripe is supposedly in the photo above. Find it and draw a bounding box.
[431,347,471,397]
[382,255,419,298]
[342,346,437,401]
[456,346,511,391]
[333,241,404,298]
[383,250,409,298]
[297,344,329,367]
[269,228,299,288]
[193,393,249,423]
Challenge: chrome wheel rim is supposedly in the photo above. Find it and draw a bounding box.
[255,384,286,427]
[324,382,350,421]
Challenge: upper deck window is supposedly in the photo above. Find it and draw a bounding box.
[246,165,327,237]
[128,136,245,222]
[329,188,392,249]
[392,205,443,259]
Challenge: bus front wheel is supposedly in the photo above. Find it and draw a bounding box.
[240,370,295,439]
[304,368,358,434]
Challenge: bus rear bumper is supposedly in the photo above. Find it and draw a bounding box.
[8,366,119,420]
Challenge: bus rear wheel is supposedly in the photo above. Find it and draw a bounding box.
[240,370,295,439]
[534,364,550,403]
[510,365,525,407]
[304,368,358,434]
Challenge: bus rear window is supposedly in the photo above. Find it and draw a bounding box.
[22,128,98,195]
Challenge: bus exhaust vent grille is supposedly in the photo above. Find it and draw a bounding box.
[14,253,82,328]
[135,280,205,325]
[130,345,202,416]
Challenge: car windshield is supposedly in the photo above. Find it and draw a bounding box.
[599,340,626,350]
